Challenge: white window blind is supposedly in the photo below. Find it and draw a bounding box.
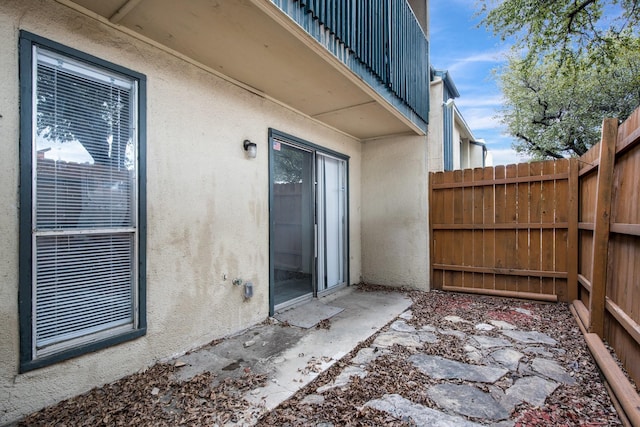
[32,46,138,357]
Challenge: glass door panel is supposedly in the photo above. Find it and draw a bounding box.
[272,141,314,307]
[316,154,347,292]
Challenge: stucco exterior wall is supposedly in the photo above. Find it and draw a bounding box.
[0,0,362,422]
[360,135,429,290]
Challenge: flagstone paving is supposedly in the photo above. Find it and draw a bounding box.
[427,383,511,421]
[256,290,624,426]
[308,309,580,425]
[408,354,509,383]
[365,394,485,427]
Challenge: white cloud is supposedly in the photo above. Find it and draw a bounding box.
[466,114,501,130]
[456,94,504,108]
[487,148,528,166]
[458,107,503,131]
[447,48,510,74]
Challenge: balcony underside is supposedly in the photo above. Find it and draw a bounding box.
[62,0,424,140]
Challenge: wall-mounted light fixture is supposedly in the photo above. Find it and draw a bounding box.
[243,140,257,159]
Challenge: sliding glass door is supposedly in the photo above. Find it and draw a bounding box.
[269,131,349,313]
[316,153,347,293]
[271,141,314,308]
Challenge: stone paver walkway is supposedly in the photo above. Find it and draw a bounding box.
[305,309,577,425]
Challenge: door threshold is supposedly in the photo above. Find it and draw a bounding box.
[274,284,350,315]
[274,293,313,314]
[317,282,348,299]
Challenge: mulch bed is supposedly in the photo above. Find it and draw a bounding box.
[19,286,629,426]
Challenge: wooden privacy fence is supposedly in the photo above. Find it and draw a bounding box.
[429,158,576,303]
[572,112,640,424]
[430,107,640,424]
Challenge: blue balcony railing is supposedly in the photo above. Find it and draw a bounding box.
[274,0,429,127]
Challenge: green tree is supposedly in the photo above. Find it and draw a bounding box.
[498,40,640,159]
[480,0,640,158]
[480,0,640,62]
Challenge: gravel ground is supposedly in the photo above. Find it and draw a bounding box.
[19,287,629,426]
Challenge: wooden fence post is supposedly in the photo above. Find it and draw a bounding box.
[567,158,579,302]
[429,172,435,290]
[589,118,618,337]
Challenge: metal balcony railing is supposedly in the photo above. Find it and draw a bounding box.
[277,0,429,125]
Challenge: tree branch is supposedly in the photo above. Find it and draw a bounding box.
[566,0,598,35]
[515,132,565,159]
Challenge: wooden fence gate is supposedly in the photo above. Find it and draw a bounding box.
[429,158,575,303]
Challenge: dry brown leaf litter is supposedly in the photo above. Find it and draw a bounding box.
[19,287,630,426]
[19,364,266,426]
[259,288,624,426]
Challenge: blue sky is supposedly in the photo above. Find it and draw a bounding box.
[429,0,528,165]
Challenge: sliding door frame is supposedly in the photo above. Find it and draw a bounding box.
[268,129,350,315]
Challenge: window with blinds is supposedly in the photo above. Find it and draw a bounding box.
[19,32,146,367]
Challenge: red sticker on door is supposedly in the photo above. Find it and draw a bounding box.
[273,141,281,151]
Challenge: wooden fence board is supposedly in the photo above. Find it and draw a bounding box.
[441,170,456,289]
[578,231,593,306]
[430,170,441,289]
[567,158,579,302]
[483,166,495,290]
[555,158,569,300]
[516,163,530,293]
[494,165,507,291]
[462,170,474,289]
[530,162,544,295]
[541,161,557,296]
[472,168,484,289]
[452,170,464,288]
[589,118,618,337]
[453,170,463,224]
[504,165,518,293]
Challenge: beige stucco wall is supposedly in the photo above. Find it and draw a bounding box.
[360,135,429,290]
[0,0,362,422]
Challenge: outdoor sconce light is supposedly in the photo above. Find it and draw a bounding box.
[243,139,257,159]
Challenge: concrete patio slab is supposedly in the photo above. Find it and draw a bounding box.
[274,300,344,329]
[243,287,412,411]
